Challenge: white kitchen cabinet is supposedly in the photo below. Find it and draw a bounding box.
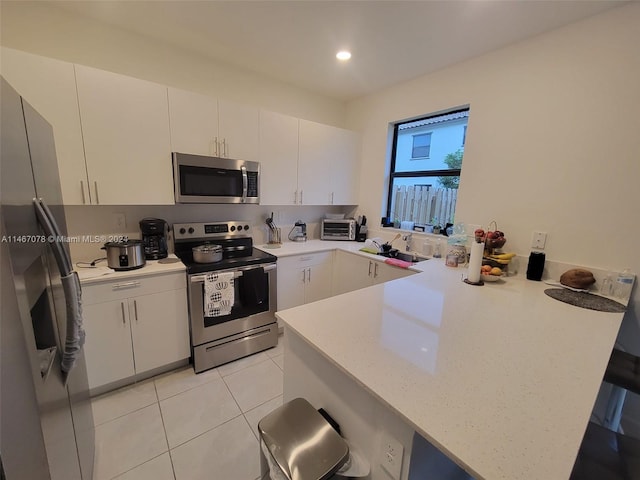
[277,252,333,311]
[0,47,90,205]
[75,65,174,205]
[168,87,219,156]
[298,120,360,205]
[82,273,190,391]
[332,250,414,295]
[167,87,259,161]
[218,98,260,161]
[259,110,299,205]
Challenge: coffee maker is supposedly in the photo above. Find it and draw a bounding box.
[139,218,168,260]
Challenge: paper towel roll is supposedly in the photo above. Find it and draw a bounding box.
[468,241,484,284]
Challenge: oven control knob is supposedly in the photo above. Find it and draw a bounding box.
[230,226,236,232]
[244,225,250,231]
[179,228,186,235]
[188,227,194,234]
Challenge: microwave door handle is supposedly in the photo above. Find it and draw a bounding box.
[241,166,248,203]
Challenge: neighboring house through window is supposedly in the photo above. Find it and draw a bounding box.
[387,108,469,228]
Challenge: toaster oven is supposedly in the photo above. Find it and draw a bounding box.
[321,218,357,241]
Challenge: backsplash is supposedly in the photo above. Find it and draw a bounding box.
[64,204,352,264]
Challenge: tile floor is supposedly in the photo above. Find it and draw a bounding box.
[90,339,284,480]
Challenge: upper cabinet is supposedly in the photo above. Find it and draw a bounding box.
[0,47,90,205]
[217,99,259,161]
[75,65,174,205]
[167,87,219,156]
[168,88,259,161]
[259,110,299,205]
[259,115,360,205]
[298,120,360,205]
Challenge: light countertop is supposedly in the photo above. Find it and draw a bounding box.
[76,254,185,285]
[276,259,624,480]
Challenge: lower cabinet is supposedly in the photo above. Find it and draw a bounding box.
[277,251,334,311]
[82,272,189,391]
[332,250,415,296]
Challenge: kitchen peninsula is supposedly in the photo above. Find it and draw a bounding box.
[277,259,625,479]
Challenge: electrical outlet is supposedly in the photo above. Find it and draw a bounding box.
[112,213,126,230]
[531,231,547,249]
[379,434,403,480]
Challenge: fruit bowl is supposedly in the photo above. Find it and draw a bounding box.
[485,237,506,249]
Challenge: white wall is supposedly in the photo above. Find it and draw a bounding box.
[0,1,345,126]
[346,2,640,433]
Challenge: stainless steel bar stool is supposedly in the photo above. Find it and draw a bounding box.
[570,349,640,479]
[258,398,349,480]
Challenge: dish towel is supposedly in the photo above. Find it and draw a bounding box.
[204,271,235,317]
[384,258,412,269]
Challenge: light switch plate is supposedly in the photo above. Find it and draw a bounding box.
[379,433,403,479]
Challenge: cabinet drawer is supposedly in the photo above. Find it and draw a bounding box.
[82,272,186,305]
[278,251,333,270]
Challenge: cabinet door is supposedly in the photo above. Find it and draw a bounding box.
[330,128,360,205]
[75,65,174,205]
[259,110,299,205]
[129,288,190,375]
[372,262,415,285]
[218,99,259,161]
[168,87,219,156]
[331,251,373,295]
[298,120,334,205]
[83,300,135,390]
[0,47,90,205]
[305,261,333,304]
[277,266,306,311]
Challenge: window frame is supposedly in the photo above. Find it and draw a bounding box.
[386,108,467,222]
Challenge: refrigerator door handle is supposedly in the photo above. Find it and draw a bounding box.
[33,198,86,378]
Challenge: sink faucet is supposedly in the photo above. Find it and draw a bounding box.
[402,233,412,251]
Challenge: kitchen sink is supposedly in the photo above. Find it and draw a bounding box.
[378,252,429,263]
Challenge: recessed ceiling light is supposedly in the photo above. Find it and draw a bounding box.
[336,50,352,61]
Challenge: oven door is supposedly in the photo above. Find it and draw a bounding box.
[188,263,276,347]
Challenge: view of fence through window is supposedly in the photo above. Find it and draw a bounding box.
[387,108,469,228]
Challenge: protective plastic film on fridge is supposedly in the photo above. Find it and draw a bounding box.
[1,77,95,479]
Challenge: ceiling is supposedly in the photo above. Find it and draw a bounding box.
[48,0,626,102]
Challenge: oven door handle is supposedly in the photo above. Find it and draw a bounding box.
[190,263,276,283]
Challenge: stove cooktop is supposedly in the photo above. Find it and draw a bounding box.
[173,221,277,274]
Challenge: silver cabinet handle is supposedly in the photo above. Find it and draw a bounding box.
[112,281,141,290]
[374,263,379,278]
[94,181,100,204]
[368,261,372,277]
[307,267,311,283]
[222,138,228,157]
[299,190,303,204]
[294,190,298,204]
[133,300,138,321]
[80,180,86,204]
[302,269,306,283]
[120,302,126,324]
[214,137,219,156]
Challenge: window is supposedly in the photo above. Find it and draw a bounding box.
[387,108,469,227]
[412,133,431,158]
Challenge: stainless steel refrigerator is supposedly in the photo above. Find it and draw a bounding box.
[1,77,94,479]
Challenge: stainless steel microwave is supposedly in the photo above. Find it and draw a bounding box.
[172,152,260,204]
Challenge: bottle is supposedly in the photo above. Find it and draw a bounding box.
[613,269,635,300]
[600,274,613,296]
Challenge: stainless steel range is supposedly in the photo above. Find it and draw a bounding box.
[173,221,278,373]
